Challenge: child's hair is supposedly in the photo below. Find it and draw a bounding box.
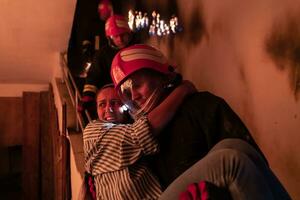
[95,83,115,98]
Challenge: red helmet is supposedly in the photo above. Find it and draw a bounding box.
[105,15,131,37]
[98,0,113,21]
[110,44,171,90]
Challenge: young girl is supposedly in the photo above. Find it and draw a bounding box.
[83,81,196,200]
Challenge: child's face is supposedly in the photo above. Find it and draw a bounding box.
[96,87,125,123]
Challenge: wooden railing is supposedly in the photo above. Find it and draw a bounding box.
[60,52,91,132]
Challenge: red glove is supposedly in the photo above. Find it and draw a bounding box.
[179,181,208,200]
[179,181,232,200]
[77,95,95,113]
[77,95,98,120]
[88,176,96,200]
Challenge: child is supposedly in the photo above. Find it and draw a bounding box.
[83,81,196,200]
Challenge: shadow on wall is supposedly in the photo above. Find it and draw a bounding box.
[265,12,300,100]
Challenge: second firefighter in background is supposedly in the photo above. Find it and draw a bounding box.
[78,14,139,118]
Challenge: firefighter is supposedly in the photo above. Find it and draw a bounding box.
[79,0,114,78]
[78,14,137,119]
[110,44,291,199]
[98,0,113,21]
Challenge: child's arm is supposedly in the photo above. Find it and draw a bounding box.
[148,80,197,136]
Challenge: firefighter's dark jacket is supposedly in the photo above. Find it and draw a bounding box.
[83,36,138,97]
[150,91,266,189]
[83,44,118,97]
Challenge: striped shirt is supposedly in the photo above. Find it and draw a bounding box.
[83,116,162,200]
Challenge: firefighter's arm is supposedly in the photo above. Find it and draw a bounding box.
[78,53,102,112]
[78,69,98,112]
[148,80,197,136]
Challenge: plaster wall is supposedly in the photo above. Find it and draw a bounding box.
[146,0,300,198]
[0,0,75,84]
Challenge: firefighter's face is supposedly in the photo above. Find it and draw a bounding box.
[96,87,125,123]
[120,71,162,108]
[110,32,130,49]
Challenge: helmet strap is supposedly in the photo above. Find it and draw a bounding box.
[130,87,164,120]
